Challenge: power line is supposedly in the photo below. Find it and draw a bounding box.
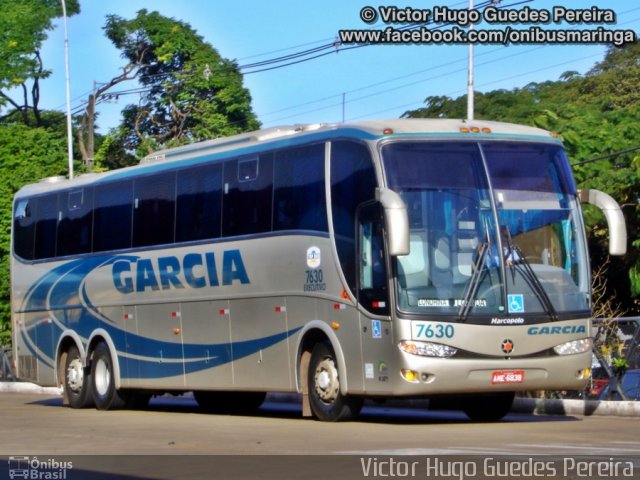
[576,146,640,166]
[55,3,640,133]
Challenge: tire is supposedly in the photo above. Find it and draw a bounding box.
[194,391,266,414]
[307,342,362,422]
[462,392,515,422]
[63,344,94,408]
[91,342,129,410]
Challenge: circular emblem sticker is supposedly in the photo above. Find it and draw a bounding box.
[501,339,514,354]
[306,246,321,269]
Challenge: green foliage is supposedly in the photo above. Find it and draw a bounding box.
[0,123,68,347]
[103,9,260,155]
[94,128,138,170]
[404,42,640,312]
[0,0,79,123]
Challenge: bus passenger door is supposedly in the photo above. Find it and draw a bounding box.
[357,203,393,394]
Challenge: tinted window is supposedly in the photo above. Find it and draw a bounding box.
[13,199,35,260]
[330,141,377,292]
[57,189,93,256]
[273,144,327,232]
[223,154,274,236]
[176,164,222,242]
[133,173,176,247]
[94,181,133,252]
[34,195,58,260]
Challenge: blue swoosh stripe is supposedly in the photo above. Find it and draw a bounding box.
[20,256,302,380]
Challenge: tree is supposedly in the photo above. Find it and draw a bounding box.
[0,122,68,347]
[79,9,260,161]
[0,0,80,126]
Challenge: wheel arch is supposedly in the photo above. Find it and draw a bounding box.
[87,329,122,390]
[55,330,86,387]
[295,320,349,395]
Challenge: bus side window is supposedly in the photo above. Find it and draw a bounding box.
[34,194,59,260]
[13,199,35,260]
[176,164,222,242]
[93,181,133,252]
[133,173,176,247]
[223,154,274,237]
[57,189,93,256]
[330,140,377,295]
[273,144,327,232]
[357,203,389,315]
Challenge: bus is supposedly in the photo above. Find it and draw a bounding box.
[11,119,626,421]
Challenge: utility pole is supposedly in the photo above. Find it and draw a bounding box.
[467,0,474,121]
[61,0,74,179]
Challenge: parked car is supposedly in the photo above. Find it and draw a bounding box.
[599,369,640,401]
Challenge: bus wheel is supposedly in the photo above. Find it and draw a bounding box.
[63,344,94,408]
[462,392,515,421]
[308,342,362,422]
[91,342,128,410]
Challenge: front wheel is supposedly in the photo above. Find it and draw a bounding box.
[91,342,129,410]
[308,342,362,422]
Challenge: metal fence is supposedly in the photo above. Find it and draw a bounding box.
[591,317,640,400]
[1,347,15,381]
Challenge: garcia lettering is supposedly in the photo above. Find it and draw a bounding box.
[527,325,586,335]
[113,250,249,294]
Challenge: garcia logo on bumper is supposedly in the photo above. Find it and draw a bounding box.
[527,325,587,335]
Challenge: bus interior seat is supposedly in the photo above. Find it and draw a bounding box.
[397,233,429,289]
[431,234,453,295]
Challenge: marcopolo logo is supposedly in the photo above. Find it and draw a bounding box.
[112,249,250,294]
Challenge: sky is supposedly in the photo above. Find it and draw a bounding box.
[37,0,640,135]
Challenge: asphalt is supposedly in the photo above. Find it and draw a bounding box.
[2,381,639,417]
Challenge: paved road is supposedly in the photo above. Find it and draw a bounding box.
[1,392,639,479]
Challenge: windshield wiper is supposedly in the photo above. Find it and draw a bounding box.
[459,218,494,322]
[458,240,489,323]
[511,244,558,322]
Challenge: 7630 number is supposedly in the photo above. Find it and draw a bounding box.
[412,322,455,340]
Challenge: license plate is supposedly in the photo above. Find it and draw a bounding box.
[491,370,525,384]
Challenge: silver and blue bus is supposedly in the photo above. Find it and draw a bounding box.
[11,119,626,421]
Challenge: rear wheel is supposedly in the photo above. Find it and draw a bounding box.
[91,342,129,410]
[63,345,94,408]
[308,342,362,421]
[462,392,515,421]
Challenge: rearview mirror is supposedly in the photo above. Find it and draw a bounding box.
[578,188,627,256]
[376,188,409,256]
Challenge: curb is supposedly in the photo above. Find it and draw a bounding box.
[3,383,639,417]
[0,382,62,396]
[512,397,640,417]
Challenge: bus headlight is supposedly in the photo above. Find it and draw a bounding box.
[553,338,592,355]
[399,340,457,358]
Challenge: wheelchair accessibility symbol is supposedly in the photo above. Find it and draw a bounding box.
[507,294,524,313]
[372,320,382,339]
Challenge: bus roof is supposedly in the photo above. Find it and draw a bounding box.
[15,118,561,198]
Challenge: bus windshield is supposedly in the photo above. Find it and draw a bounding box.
[382,140,589,322]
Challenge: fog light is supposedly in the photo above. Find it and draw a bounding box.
[576,368,591,380]
[553,338,592,355]
[401,369,420,383]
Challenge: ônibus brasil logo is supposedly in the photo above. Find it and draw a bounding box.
[8,456,73,479]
